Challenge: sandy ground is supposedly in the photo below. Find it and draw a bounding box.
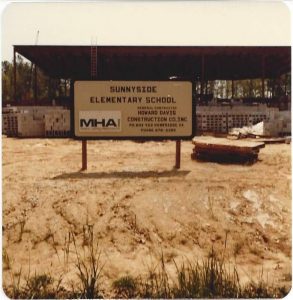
[2,136,291,295]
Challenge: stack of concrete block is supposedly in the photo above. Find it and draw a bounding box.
[197,113,228,133]
[263,110,291,136]
[2,114,10,135]
[2,106,71,138]
[2,106,18,136]
[28,106,62,121]
[44,110,71,137]
[196,104,279,133]
[17,113,45,137]
[2,112,19,136]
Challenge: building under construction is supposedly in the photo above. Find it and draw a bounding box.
[3,45,291,137]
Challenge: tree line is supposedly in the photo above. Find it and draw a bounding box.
[2,55,70,104]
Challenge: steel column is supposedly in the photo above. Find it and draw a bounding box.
[48,78,51,100]
[201,55,205,101]
[13,48,16,103]
[34,65,37,104]
[262,55,265,98]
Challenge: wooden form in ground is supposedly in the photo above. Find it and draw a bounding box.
[191,136,265,162]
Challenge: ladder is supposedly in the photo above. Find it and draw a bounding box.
[90,42,97,79]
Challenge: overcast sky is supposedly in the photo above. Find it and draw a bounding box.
[0,1,291,62]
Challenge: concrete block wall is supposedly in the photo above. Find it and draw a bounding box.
[196,104,280,133]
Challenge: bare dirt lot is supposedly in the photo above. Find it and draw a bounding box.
[2,136,291,296]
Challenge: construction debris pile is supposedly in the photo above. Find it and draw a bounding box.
[2,106,71,138]
[229,110,291,138]
[229,121,266,137]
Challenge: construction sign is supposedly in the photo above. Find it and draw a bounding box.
[74,81,194,139]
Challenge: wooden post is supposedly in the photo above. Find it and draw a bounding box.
[13,48,16,103]
[82,140,87,170]
[232,80,234,98]
[175,140,181,169]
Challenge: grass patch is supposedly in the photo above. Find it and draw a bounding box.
[72,230,105,299]
[112,249,289,299]
[113,275,137,298]
[3,233,290,299]
[5,271,64,299]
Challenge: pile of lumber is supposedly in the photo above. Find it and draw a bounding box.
[191,136,265,164]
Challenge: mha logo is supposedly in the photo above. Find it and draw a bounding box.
[79,111,121,132]
[80,118,119,128]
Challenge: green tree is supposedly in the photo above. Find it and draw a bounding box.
[1,56,67,104]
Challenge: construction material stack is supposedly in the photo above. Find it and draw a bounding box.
[2,107,19,137]
[2,106,71,138]
[44,110,70,137]
[191,136,265,164]
[18,113,45,137]
[196,104,278,134]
